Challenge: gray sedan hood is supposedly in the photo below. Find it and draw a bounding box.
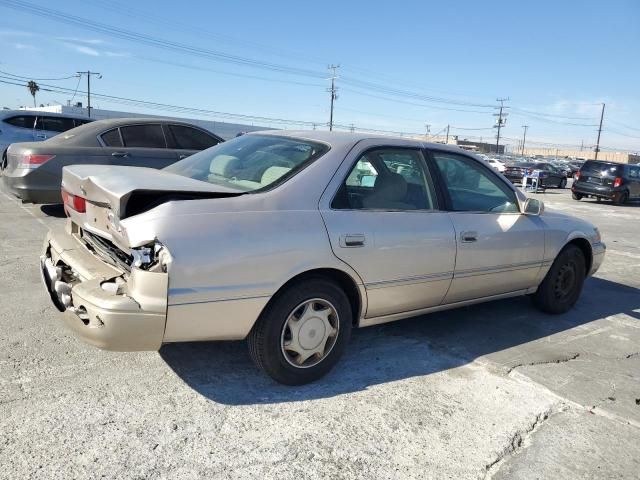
[62,165,243,217]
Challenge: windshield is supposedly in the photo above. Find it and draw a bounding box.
[163,134,329,192]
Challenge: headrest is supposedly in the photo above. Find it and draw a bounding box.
[261,166,291,186]
[210,155,240,176]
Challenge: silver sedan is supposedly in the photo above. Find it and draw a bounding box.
[40,131,605,384]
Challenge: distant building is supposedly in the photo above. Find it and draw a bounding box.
[20,105,271,140]
[516,147,639,164]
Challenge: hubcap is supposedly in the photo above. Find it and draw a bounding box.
[554,262,576,300]
[280,298,339,368]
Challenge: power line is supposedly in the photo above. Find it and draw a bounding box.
[0,0,327,79]
[0,68,78,81]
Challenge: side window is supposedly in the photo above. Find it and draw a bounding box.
[42,116,76,133]
[629,166,639,178]
[101,128,123,147]
[332,148,437,210]
[432,152,519,213]
[120,124,166,148]
[3,115,36,128]
[169,125,219,150]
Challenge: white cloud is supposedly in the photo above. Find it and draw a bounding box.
[72,45,101,56]
[13,42,37,50]
[56,37,105,45]
[104,51,131,58]
[0,30,35,37]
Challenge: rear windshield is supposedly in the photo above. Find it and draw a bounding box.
[163,134,330,192]
[580,161,623,177]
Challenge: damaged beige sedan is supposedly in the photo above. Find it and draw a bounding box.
[41,131,605,384]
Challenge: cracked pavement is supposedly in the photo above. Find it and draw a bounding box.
[1,184,639,479]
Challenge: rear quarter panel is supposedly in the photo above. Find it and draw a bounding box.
[123,196,366,342]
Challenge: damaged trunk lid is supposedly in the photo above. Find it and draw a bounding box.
[61,165,243,247]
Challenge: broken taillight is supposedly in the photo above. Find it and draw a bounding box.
[613,177,622,188]
[61,189,87,213]
[17,154,55,169]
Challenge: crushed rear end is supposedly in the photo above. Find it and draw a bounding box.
[41,221,169,351]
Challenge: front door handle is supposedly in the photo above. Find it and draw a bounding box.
[340,234,366,248]
[460,231,478,243]
[112,152,130,158]
[178,154,189,160]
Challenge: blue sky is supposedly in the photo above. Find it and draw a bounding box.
[1,0,639,151]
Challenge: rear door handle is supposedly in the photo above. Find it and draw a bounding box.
[460,231,478,243]
[339,234,366,248]
[112,152,130,158]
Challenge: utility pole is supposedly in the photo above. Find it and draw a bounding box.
[425,124,431,140]
[594,102,605,160]
[445,124,450,144]
[521,125,528,156]
[493,98,509,154]
[349,123,355,133]
[77,71,102,118]
[580,139,584,152]
[327,64,339,131]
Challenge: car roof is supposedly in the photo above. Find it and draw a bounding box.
[249,129,472,154]
[0,109,91,120]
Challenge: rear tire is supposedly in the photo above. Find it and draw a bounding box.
[613,191,628,205]
[572,192,583,200]
[532,245,586,314]
[248,277,352,385]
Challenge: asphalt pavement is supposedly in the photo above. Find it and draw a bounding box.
[0,182,638,479]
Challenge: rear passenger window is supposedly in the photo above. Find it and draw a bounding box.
[41,116,76,132]
[432,152,519,213]
[333,148,437,210]
[169,125,219,150]
[120,124,166,148]
[101,128,123,147]
[3,115,36,128]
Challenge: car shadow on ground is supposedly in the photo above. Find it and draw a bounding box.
[578,199,640,207]
[159,277,640,405]
[39,204,66,218]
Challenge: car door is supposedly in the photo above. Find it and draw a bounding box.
[320,141,456,321]
[429,150,545,304]
[116,123,178,168]
[165,124,222,160]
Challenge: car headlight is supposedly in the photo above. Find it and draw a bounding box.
[131,241,172,273]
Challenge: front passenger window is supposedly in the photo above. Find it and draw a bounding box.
[432,152,519,213]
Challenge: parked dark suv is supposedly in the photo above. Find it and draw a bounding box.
[503,162,567,188]
[572,160,640,204]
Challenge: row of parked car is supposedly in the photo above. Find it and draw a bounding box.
[476,152,639,204]
[0,109,223,203]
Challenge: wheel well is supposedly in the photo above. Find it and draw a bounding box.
[271,269,362,326]
[567,238,592,275]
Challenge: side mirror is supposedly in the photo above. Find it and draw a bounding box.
[524,198,544,216]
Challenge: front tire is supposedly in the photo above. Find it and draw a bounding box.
[532,245,586,314]
[572,192,583,200]
[248,277,352,385]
